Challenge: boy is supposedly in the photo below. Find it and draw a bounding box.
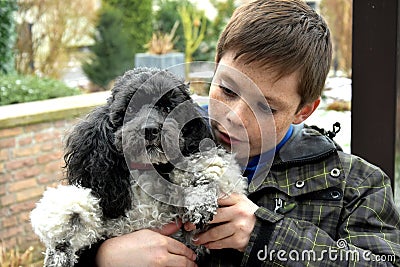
[90,0,400,266]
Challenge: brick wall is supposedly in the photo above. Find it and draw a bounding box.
[0,119,77,248]
[0,91,109,260]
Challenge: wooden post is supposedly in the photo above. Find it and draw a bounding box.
[351,0,399,189]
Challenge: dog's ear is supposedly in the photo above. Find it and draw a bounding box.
[181,106,214,155]
[64,106,131,219]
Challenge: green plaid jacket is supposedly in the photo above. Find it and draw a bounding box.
[199,124,400,267]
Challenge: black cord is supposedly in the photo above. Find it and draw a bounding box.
[310,122,341,140]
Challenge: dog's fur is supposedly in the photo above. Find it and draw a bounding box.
[30,68,247,266]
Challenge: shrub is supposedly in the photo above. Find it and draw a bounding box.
[104,0,152,57]
[82,4,133,90]
[0,74,81,106]
[0,0,17,74]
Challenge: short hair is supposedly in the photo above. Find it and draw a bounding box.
[216,0,332,109]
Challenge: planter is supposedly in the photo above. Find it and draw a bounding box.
[134,52,185,79]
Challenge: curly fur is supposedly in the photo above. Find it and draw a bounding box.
[31,67,247,267]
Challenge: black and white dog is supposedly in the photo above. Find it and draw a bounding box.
[31,67,247,266]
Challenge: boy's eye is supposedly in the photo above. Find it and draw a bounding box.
[219,85,237,97]
[258,102,276,115]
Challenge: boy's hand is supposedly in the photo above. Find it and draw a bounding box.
[96,221,198,267]
[185,193,258,252]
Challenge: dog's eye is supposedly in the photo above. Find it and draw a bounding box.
[165,106,172,113]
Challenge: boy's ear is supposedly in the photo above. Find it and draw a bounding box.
[292,98,320,124]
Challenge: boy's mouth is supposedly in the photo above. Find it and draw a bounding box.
[215,129,243,146]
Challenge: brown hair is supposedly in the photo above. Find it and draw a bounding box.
[216,0,332,109]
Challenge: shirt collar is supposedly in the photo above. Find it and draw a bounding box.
[244,124,294,183]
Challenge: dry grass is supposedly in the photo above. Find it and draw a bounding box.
[0,244,35,267]
[326,100,351,111]
[145,22,179,54]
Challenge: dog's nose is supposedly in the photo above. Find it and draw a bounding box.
[143,124,160,141]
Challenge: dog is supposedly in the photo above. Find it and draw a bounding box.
[30,67,247,266]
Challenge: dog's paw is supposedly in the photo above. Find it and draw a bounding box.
[44,247,77,267]
[182,183,218,225]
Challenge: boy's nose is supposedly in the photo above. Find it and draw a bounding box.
[226,100,250,128]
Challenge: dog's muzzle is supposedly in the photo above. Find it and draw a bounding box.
[142,121,161,142]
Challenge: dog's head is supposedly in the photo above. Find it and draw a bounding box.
[111,68,212,167]
[64,67,213,218]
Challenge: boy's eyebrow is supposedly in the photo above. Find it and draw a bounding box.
[215,70,288,108]
[213,70,239,87]
[264,95,287,109]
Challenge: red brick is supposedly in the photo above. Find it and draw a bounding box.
[0,137,16,149]
[0,206,8,218]
[24,123,50,133]
[17,136,33,146]
[2,215,18,228]
[0,184,5,195]
[37,175,63,185]
[18,210,31,223]
[41,141,62,152]
[0,173,12,184]
[13,166,42,180]
[37,153,60,164]
[0,127,23,138]
[53,129,62,138]
[13,145,41,158]
[0,225,24,239]
[8,178,38,192]
[0,149,9,161]
[10,200,37,213]
[1,194,16,206]
[5,158,36,171]
[44,161,63,173]
[35,132,55,143]
[15,187,44,202]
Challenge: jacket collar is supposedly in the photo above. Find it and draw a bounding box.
[248,124,345,195]
[277,123,340,163]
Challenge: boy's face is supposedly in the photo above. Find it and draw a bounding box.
[209,51,318,161]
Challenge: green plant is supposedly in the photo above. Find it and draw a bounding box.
[153,0,185,53]
[82,4,133,90]
[0,0,17,74]
[209,0,236,36]
[178,2,207,75]
[192,0,236,62]
[0,74,81,106]
[103,0,152,58]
